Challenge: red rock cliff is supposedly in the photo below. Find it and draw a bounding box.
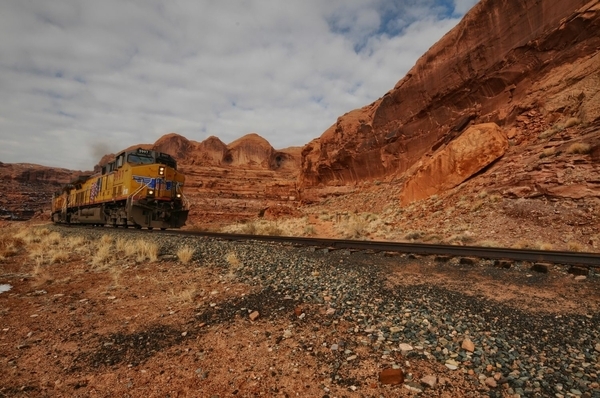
[300,0,600,188]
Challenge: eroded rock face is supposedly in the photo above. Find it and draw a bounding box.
[400,123,508,204]
[300,0,600,191]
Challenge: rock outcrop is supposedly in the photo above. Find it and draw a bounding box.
[400,123,508,204]
[300,0,600,196]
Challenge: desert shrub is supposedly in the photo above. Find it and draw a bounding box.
[539,148,555,159]
[226,252,241,267]
[345,218,367,239]
[539,124,564,140]
[261,223,283,236]
[564,117,581,128]
[567,241,584,252]
[177,246,195,264]
[405,231,423,240]
[478,240,500,248]
[304,225,316,236]
[512,240,533,249]
[42,232,62,247]
[319,213,332,221]
[566,143,591,154]
[488,194,502,203]
[471,200,484,212]
[449,233,474,244]
[49,249,70,264]
[240,222,258,235]
[135,240,158,263]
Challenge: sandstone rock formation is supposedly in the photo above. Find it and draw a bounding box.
[0,163,84,218]
[300,0,600,201]
[400,123,508,204]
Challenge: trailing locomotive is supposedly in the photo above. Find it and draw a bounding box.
[51,148,188,229]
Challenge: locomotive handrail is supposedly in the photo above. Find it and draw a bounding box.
[127,181,150,206]
[177,184,190,210]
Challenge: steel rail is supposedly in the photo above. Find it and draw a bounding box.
[165,230,600,267]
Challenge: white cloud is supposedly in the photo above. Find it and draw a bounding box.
[0,0,476,170]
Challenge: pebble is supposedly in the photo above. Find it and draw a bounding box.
[420,375,437,388]
[399,343,413,351]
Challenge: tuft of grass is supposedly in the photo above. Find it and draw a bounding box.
[512,240,533,249]
[478,240,500,248]
[405,231,423,241]
[564,117,581,128]
[226,252,241,267]
[135,240,159,263]
[539,148,555,159]
[567,241,585,252]
[49,249,70,264]
[566,143,591,154]
[177,246,195,264]
[170,285,198,305]
[303,225,316,236]
[537,242,553,251]
[471,200,484,212]
[539,124,564,140]
[92,241,113,268]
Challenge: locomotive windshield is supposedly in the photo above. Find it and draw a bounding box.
[127,153,154,165]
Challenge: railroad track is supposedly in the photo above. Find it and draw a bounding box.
[59,225,600,267]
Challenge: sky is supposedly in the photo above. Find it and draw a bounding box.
[0,0,479,170]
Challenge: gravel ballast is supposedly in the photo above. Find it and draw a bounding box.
[52,226,600,397]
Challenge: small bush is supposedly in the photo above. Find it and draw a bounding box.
[471,200,484,212]
[405,231,423,240]
[539,124,564,140]
[177,246,195,264]
[567,241,584,252]
[564,117,581,128]
[304,225,316,236]
[539,148,555,159]
[566,143,591,154]
[135,240,158,263]
[226,252,241,267]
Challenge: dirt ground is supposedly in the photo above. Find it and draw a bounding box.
[1,224,598,397]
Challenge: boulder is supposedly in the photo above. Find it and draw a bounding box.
[400,123,508,204]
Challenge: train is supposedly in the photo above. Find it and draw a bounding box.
[51,147,189,229]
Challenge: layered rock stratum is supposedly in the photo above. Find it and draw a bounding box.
[300,0,600,203]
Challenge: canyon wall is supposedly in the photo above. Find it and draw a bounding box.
[300,0,600,191]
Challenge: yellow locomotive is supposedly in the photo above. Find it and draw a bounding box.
[51,148,188,229]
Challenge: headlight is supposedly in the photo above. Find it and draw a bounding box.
[158,166,165,176]
[148,189,154,195]
[176,193,182,198]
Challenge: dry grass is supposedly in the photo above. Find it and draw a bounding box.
[537,242,553,251]
[539,148,555,159]
[566,143,591,155]
[304,225,316,236]
[92,241,113,268]
[226,252,241,267]
[564,117,581,128]
[177,246,195,264]
[567,241,585,252]
[135,240,159,263]
[170,285,198,305]
[512,240,533,249]
[49,249,70,264]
